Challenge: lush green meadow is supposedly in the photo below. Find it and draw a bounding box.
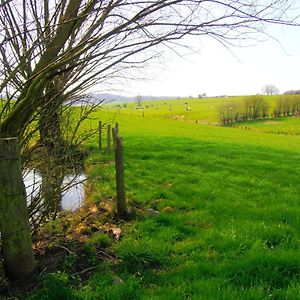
[103,95,284,124]
[29,97,300,299]
[103,96,241,124]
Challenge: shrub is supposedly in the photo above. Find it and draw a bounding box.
[218,96,269,125]
[274,96,300,117]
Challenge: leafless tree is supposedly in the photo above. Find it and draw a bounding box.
[0,0,299,220]
[0,0,299,137]
[135,95,142,107]
[1,0,299,279]
[262,84,280,95]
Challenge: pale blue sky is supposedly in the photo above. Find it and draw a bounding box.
[125,23,300,98]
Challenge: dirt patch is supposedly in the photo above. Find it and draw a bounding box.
[0,203,121,298]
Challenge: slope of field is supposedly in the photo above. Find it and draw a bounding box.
[104,95,284,124]
[232,117,300,136]
[104,96,241,124]
[29,97,300,299]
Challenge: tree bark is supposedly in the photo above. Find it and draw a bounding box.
[0,138,36,280]
[39,154,64,218]
[38,82,65,217]
[39,83,64,153]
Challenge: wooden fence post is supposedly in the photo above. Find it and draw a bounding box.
[98,121,102,151]
[112,124,119,149]
[112,129,127,218]
[0,138,36,280]
[106,124,111,156]
[112,127,117,142]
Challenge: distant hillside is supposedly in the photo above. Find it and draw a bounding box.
[88,93,177,104]
[283,90,300,95]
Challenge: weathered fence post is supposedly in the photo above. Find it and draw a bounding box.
[98,121,102,151]
[106,124,111,156]
[112,123,119,149]
[112,129,127,218]
[0,138,36,280]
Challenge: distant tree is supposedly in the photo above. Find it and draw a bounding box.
[274,96,300,116]
[219,96,269,125]
[135,95,142,107]
[249,96,269,120]
[262,84,279,95]
[218,102,241,125]
[283,90,300,95]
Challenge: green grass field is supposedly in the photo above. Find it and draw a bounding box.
[104,96,244,124]
[103,95,287,124]
[29,97,300,299]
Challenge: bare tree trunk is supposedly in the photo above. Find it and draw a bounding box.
[39,107,62,152]
[0,138,36,280]
[39,158,64,218]
[39,84,64,153]
[38,85,65,217]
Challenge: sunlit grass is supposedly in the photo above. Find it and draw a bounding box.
[77,131,300,298]
[29,95,300,299]
[103,94,289,124]
[104,96,244,123]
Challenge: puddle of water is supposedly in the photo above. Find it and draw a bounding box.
[61,173,86,211]
[23,170,86,211]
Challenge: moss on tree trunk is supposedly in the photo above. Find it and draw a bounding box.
[0,138,36,280]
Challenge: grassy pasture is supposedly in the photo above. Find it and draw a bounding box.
[104,97,241,124]
[29,96,300,299]
[104,95,286,124]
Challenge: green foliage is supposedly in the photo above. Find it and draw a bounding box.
[89,232,112,248]
[83,243,98,266]
[225,251,300,290]
[219,96,269,125]
[28,273,80,300]
[274,95,300,117]
[59,252,78,272]
[116,234,172,272]
[77,272,141,300]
